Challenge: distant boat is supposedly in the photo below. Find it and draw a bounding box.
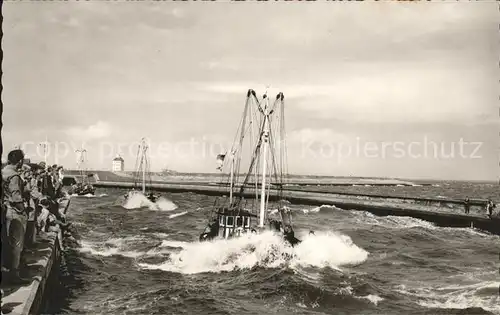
[72,147,96,196]
[199,89,304,247]
[125,138,159,203]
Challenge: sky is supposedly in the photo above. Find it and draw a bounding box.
[2,1,498,181]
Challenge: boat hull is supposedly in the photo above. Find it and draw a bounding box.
[199,225,301,247]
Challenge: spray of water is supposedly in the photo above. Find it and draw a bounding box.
[122,192,178,211]
[138,230,369,274]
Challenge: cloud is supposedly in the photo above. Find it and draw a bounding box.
[201,59,493,125]
[65,121,112,141]
[288,128,350,144]
[3,2,497,180]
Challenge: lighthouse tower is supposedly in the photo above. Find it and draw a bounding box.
[112,154,124,172]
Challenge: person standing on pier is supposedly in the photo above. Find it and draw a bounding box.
[486,199,495,217]
[20,166,37,248]
[464,197,470,214]
[1,149,31,284]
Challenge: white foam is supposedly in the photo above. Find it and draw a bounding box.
[159,240,187,248]
[169,211,188,219]
[302,204,339,214]
[79,239,144,258]
[381,216,436,230]
[139,230,369,274]
[122,192,178,211]
[155,197,178,211]
[397,281,500,313]
[71,193,96,198]
[151,232,170,238]
[291,231,368,270]
[358,294,384,306]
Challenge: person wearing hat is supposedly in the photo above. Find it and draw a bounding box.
[1,149,31,284]
[40,166,55,199]
[57,165,64,182]
[22,165,43,248]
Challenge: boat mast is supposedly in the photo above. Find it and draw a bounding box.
[75,146,87,184]
[141,138,147,194]
[39,136,48,165]
[259,93,270,228]
[229,152,235,205]
[142,156,146,194]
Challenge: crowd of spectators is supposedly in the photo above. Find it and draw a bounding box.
[1,149,71,286]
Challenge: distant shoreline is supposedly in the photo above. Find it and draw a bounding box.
[64,169,496,185]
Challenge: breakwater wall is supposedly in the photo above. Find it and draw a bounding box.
[95,181,499,235]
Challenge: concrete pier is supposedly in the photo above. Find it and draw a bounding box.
[1,199,71,315]
[1,232,62,315]
[95,181,500,235]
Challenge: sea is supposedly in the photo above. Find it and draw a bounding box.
[49,181,499,315]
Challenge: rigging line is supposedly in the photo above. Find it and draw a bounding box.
[234,94,252,179]
[237,117,266,203]
[223,95,251,200]
[254,151,260,212]
[267,121,280,185]
[133,143,141,189]
[268,98,282,182]
[234,107,256,188]
[277,101,283,195]
[276,98,285,197]
[230,93,252,182]
[250,99,258,204]
[267,133,279,207]
[282,98,289,181]
[146,143,152,191]
[235,96,257,187]
[265,134,275,216]
[236,92,261,186]
[145,144,152,189]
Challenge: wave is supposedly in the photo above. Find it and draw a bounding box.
[168,211,188,219]
[302,204,341,214]
[298,203,495,238]
[396,281,500,313]
[79,239,145,258]
[78,235,172,259]
[138,230,368,274]
[359,294,384,306]
[70,193,108,198]
[122,192,178,211]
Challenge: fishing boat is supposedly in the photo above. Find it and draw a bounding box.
[199,89,303,247]
[72,147,96,196]
[125,138,160,203]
